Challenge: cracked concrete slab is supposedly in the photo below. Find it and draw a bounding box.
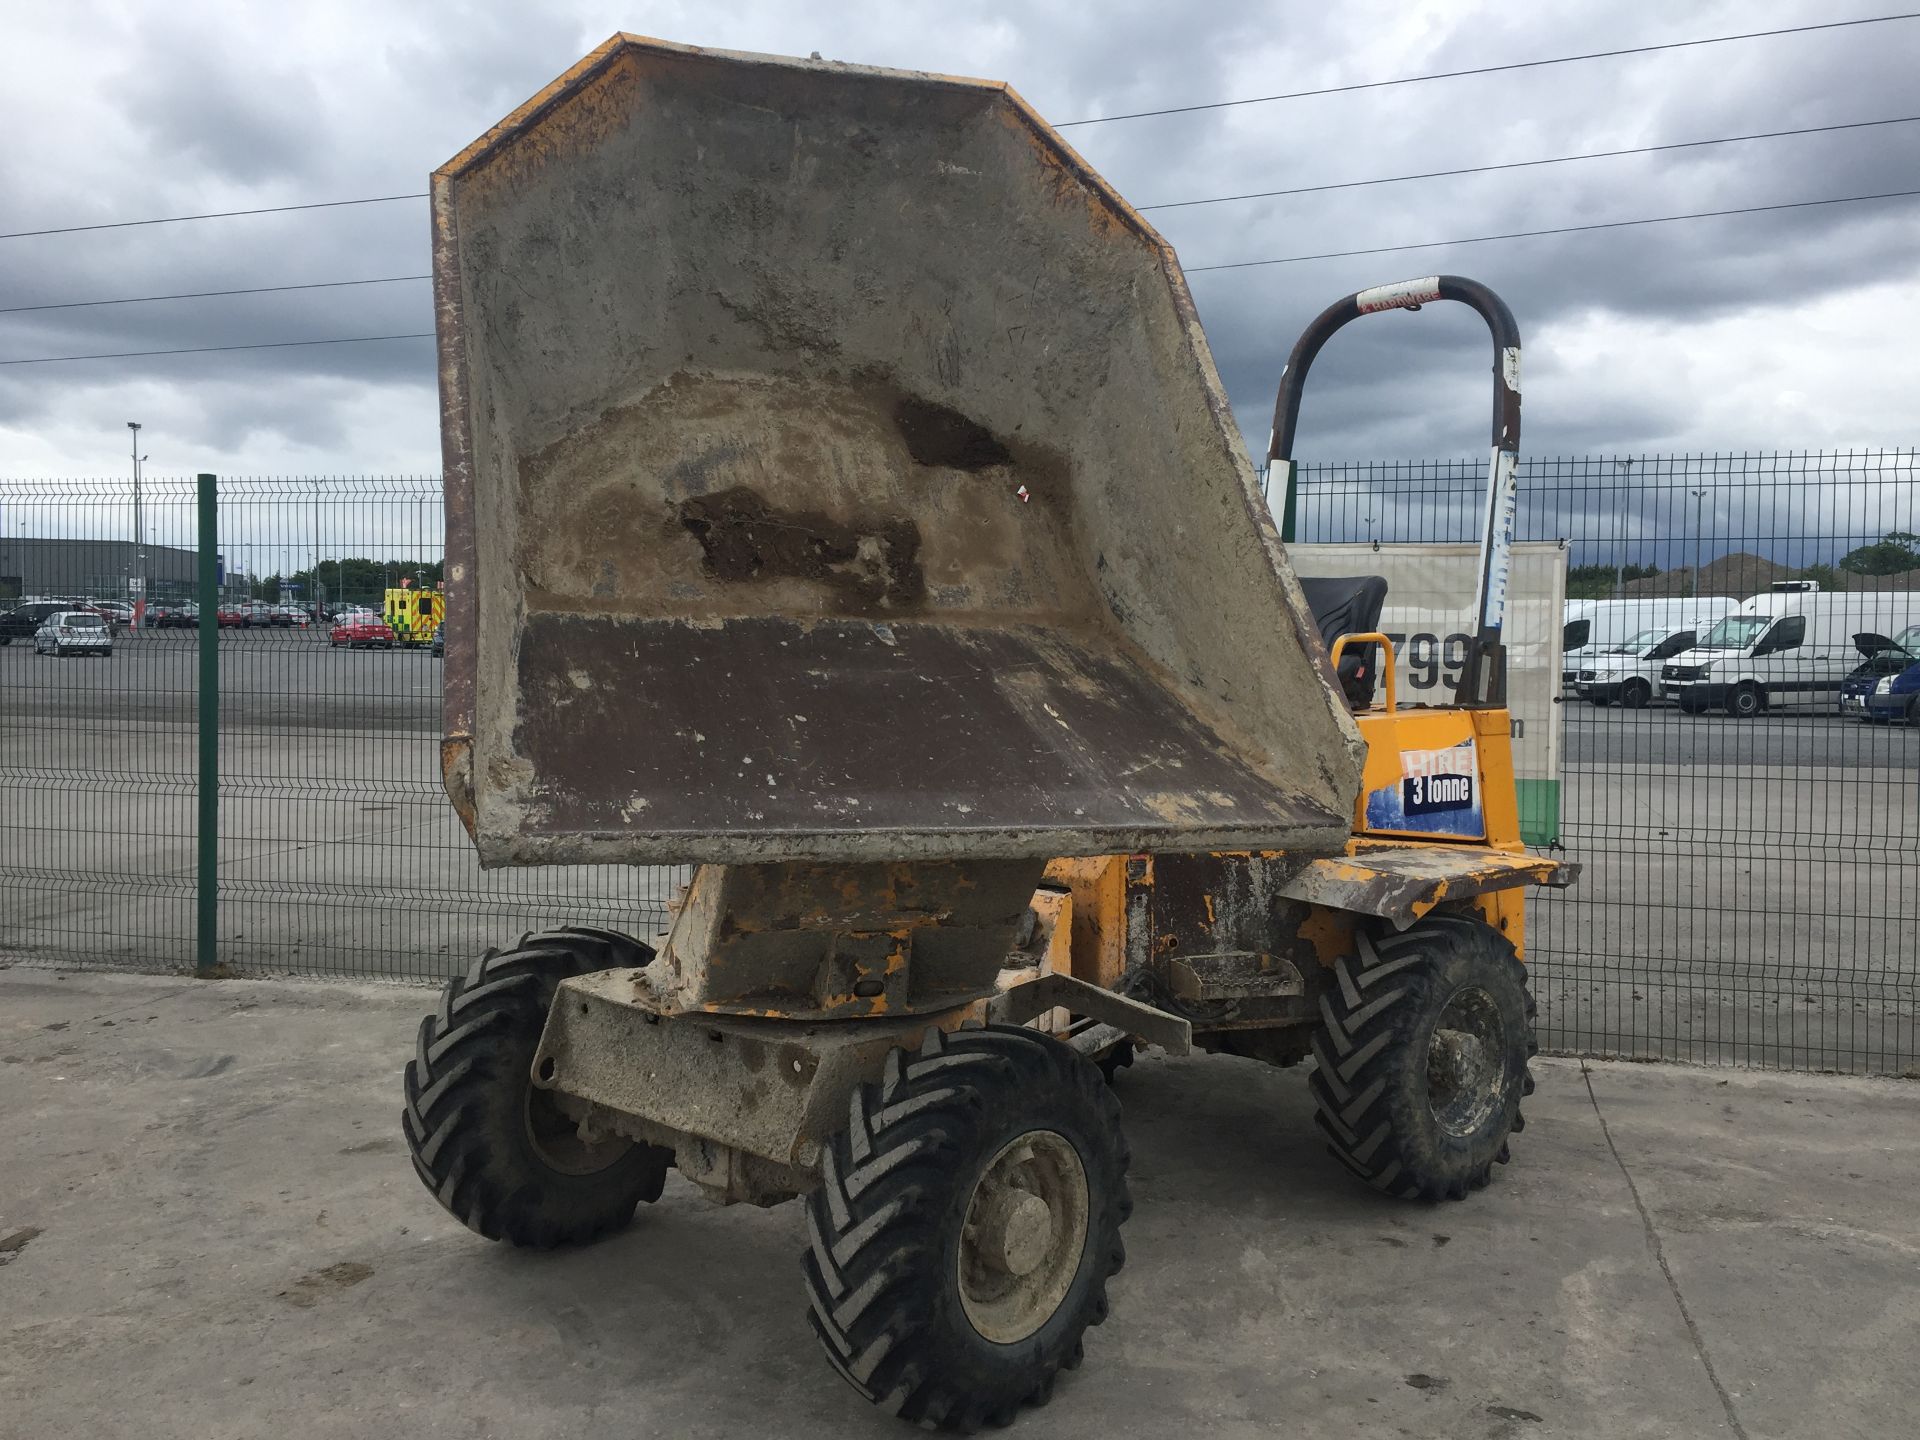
[1,968,1914,1438]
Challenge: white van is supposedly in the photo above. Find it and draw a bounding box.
[1659,590,1920,717]
[1562,597,1734,689]
[1572,624,1703,707]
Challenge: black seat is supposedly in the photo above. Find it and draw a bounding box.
[1298,575,1389,709]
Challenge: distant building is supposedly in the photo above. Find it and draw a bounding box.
[0,537,199,602]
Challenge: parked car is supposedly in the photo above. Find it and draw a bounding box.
[34,610,113,657]
[2,600,67,643]
[243,603,275,627]
[154,604,200,629]
[329,613,395,649]
[1839,625,1920,725]
[216,604,249,628]
[1661,591,1920,717]
[430,622,444,657]
[1573,625,1700,708]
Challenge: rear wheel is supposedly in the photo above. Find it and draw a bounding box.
[803,1025,1129,1430]
[1309,913,1535,1201]
[402,928,671,1247]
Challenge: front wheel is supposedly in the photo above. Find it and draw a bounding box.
[804,1025,1130,1431]
[1726,684,1764,718]
[1309,913,1535,1201]
[1621,679,1652,709]
[402,928,671,1247]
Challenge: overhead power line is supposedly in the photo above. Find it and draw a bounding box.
[0,332,435,366]
[0,274,431,316]
[9,111,1915,318]
[1183,187,1920,273]
[1139,114,1920,211]
[1058,12,1920,127]
[5,188,1917,361]
[7,13,1916,240]
[0,193,428,242]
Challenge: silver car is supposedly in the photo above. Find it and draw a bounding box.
[34,610,113,657]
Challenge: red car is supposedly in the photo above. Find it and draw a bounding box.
[328,613,395,649]
[217,605,249,628]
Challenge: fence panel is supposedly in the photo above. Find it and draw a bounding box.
[1291,451,1919,1074]
[0,475,681,980]
[4,458,1915,1072]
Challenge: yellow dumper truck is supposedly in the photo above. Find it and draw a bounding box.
[403,35,1573,1430]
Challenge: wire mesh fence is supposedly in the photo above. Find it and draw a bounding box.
[2,456,1915,1072]
[0,475,682,980]
[1287,450,1919,1075]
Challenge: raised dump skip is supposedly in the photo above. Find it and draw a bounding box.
[433,35,1363,866]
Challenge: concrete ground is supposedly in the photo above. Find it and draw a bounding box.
[4,968,1916,1440]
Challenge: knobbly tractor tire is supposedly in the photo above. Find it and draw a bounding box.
[1309,913,1536,1202]
[403,927,671,1247]
[803,1025,1130,1431]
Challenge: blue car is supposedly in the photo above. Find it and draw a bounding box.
[1839,626,1920,725]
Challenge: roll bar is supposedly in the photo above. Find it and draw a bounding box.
[1267,275,1522,708]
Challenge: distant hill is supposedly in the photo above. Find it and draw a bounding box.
[1621,552,1787,598]
[1620,554,1920,598]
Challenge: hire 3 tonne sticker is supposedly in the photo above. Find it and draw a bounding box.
[1364,738,1484,838]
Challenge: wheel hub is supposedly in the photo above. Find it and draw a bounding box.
[974,1189,1055,1277]
[523,1088,633,1176]
[958,1130,1089,1343]
[1426,986,1507,1137]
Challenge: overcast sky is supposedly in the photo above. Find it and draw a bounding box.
[4,0,1918,488]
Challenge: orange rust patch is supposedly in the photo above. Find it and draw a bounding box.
[1297,907,1354,969]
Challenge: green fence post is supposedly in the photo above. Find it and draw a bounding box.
[1276,459,1298,544]
[196,473,220,978]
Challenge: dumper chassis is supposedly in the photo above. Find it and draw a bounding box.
[406,36,1574,1431]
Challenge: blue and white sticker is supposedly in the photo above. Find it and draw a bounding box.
[1364,738,1484,838]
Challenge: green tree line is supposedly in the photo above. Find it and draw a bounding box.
[244,557,443,605]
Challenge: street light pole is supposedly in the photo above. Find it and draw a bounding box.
[1613,458,1635,598]
[127,421,144,601]
[1690,488,1708,598]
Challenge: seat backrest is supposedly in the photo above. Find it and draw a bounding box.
[1297,575,1389,708]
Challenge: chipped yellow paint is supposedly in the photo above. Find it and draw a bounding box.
[1042,855,1127,989]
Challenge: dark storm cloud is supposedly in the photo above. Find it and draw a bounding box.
[2,0,1917,474]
